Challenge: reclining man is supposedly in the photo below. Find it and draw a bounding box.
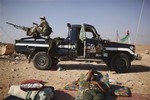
[75,69,109,100]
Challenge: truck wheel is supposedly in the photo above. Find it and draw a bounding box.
[51,57,59,66]
[111,53,131,73]
[33,52,52,70]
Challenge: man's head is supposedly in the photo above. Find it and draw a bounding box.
[40,16,46,20]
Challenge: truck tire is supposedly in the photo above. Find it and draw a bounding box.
[33,51,52,70]
[51,57,59,66]
[111,53,131,73]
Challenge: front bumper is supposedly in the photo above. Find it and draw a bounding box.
[134,53,142,60]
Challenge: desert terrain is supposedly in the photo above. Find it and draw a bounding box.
[0,44,150,100]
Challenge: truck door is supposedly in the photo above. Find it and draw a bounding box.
[79,24,102,58]
[85,32,99,58]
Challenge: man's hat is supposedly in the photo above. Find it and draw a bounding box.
[40,16,46,20]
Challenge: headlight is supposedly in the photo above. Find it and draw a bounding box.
[130,46,135,51]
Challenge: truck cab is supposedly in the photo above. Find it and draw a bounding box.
[57,24,102,58]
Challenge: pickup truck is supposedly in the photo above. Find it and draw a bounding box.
[15,23,140,73]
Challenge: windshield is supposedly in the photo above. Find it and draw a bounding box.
[84,24,102,40]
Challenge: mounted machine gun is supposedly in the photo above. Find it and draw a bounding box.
[6,22,39,36]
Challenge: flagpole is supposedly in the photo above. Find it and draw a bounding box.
[84,40,86,57]
[129,35,131,44]
[116,30,118,42]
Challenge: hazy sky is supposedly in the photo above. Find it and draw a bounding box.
[0,0,150,44]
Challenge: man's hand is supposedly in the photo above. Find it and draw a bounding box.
[33,22,38,26]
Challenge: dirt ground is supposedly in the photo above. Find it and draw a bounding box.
[0,44,150,100]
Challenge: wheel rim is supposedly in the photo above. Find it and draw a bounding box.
[116,58,127,70]
[37,56,47,67]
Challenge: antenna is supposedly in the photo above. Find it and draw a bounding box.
[134,0,145,44]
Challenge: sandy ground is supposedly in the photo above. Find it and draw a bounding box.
[0,45,150,100]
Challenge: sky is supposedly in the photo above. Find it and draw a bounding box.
[0,0,150,44]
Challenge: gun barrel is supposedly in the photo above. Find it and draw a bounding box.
[6,22,16,26]
[6,22,30,32]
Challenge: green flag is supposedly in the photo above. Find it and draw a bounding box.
[120,35,129,42]
[120,30,130,43]
[79,25,86,42]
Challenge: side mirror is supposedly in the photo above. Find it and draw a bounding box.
[67,23,71,28]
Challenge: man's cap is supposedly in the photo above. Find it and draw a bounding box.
[40,16,46,20]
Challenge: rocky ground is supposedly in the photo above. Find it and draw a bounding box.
[0,45,150,100]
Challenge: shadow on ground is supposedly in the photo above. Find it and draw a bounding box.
[56,63,150,73]
[4,92,149,100]
[57,63,109,71]
[54,90,75,100]
[129,65,150,73]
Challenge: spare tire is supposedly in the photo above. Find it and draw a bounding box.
[33,51,52,70]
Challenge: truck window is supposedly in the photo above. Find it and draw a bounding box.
[86,32,94,39]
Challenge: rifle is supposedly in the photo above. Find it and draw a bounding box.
[6,22,30,32]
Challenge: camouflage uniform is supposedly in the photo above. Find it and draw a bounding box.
[75,73,109,100]
[38,20,52,36]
